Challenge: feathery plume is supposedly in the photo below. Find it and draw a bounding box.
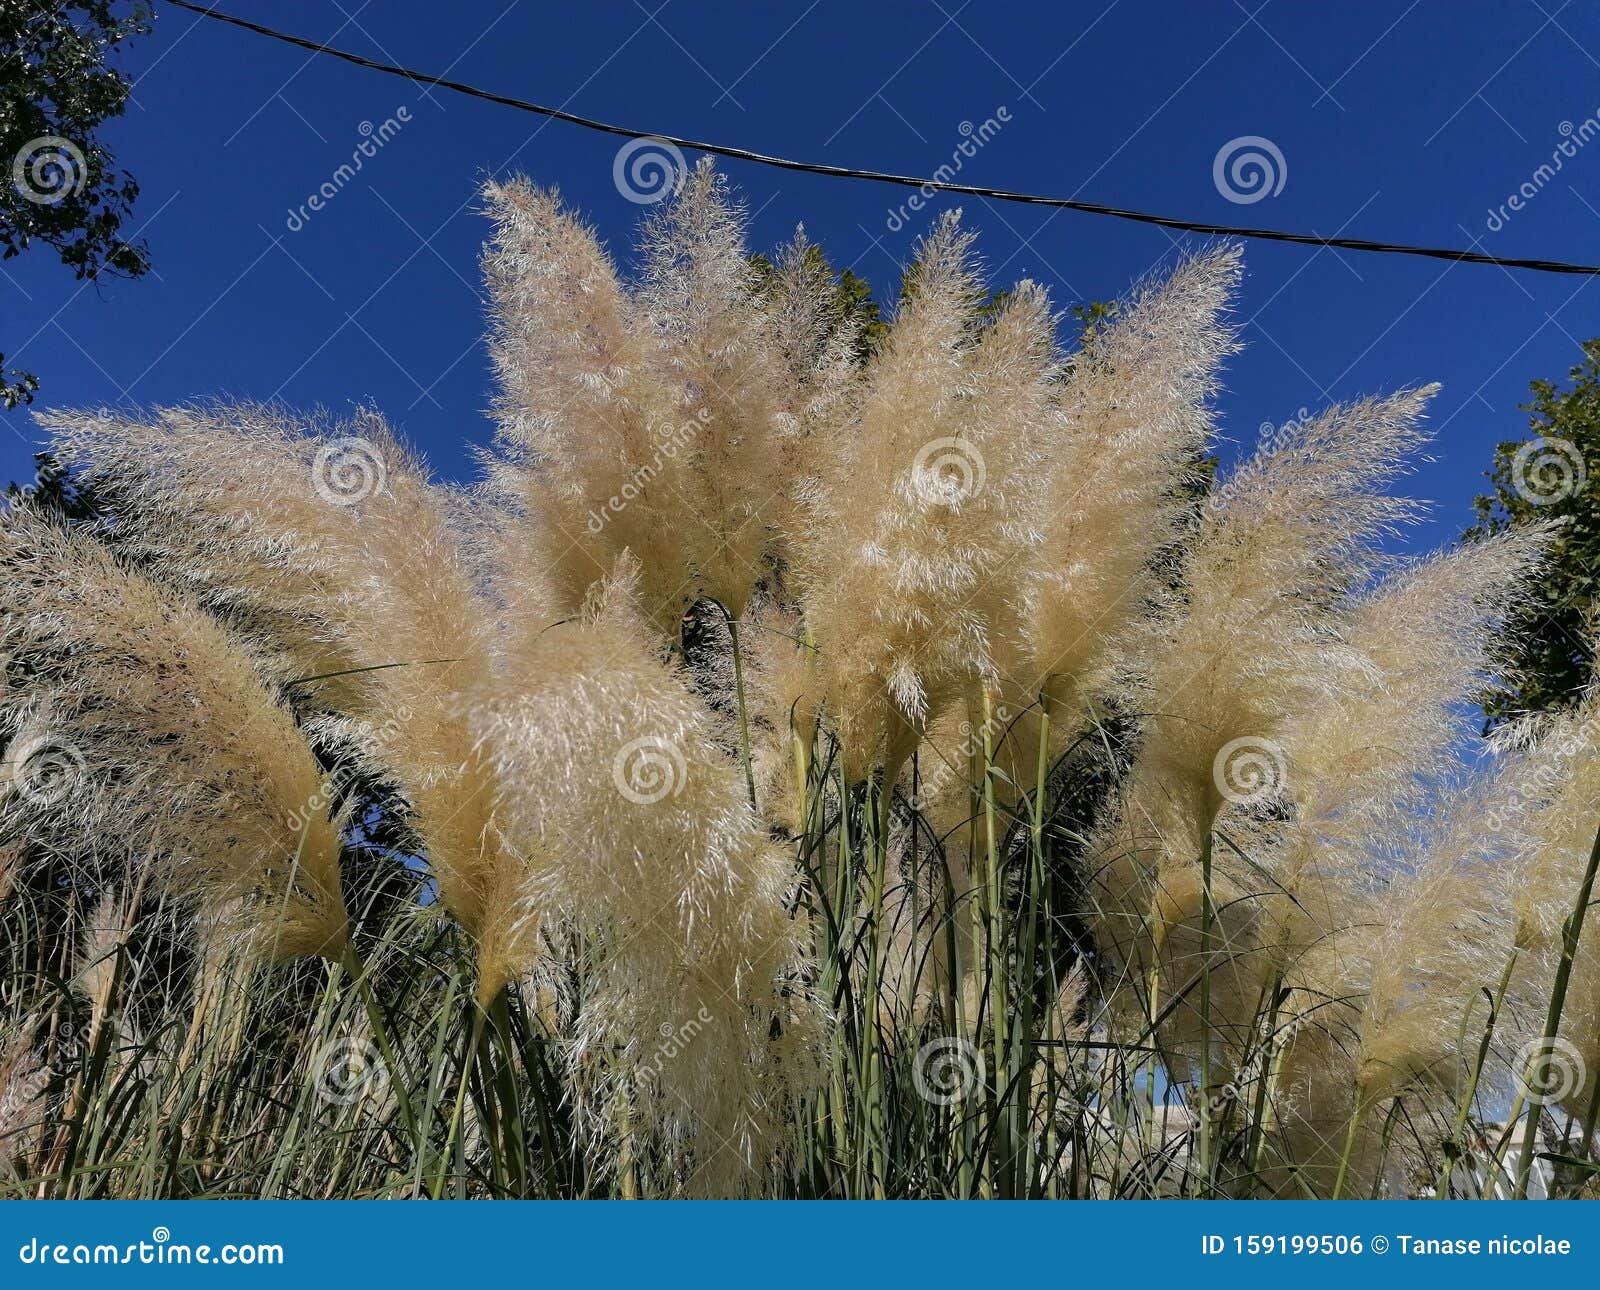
[1087,387,1437,1021]
[472,556,817,1195]
[0,511,347,960]
[1264,529,1548,986]
[1013,244,1240,718]
[794,214,1055,777]
[44,405,527,1000]
[0,1028,46,1182]
[484,162,795,632]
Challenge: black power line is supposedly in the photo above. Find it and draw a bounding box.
[166,0,1600,278]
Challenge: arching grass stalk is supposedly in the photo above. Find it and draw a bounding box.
[977,687,1011,1195]
[1144,927,1166,1152]
[485,990,530,1196]
[1513,820,1600,1198]
[409,969,462,1197]
[1581,1060,1600,1176]
[339,943,419,1144]
[1331,1095,1370,1200]
[717,604,757,810]
[862,767,890,1197]
[1244,979,1286,1184]
[1436,946,1517,1198]
[826,751,857,1185]
[1018,692,1053,1194]
[433,1001,489,1200]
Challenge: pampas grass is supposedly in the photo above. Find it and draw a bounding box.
[3,163,1595,1199]
[1,508,348,960]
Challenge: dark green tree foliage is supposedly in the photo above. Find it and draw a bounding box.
[1467,339,1600,727]
[3,448,104,521]
[2,1,151,407]
[748,243,887,364]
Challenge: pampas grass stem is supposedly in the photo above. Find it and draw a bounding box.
[1514,821,1600,1197]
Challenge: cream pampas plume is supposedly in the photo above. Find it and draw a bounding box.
[481,178,672,623]
[484,161,794,633]
[472,557,816,1196]
[1253,530,1547,1193]
[43,405,376,712]
[1267,916,1376,1196]
[1142,387,1434,837]
[1356,784,1526,1108]
[1013,244,1240,720]
[755,230,866,559]
[42,405,528,1002]
[73,888,125,1047]
[1504,667,1600,1117]
[0,511,348,960]
[794,213,1056,778]
[631,159,791,619]
[1087,387,1436,1010]
[1265,529,1548,988]
[0,1028,46,1181]
[983,245,1240,831]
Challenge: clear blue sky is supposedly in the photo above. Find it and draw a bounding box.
[6,0,1598,554]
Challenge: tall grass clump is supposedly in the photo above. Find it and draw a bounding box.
[4,163,1597,1199]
